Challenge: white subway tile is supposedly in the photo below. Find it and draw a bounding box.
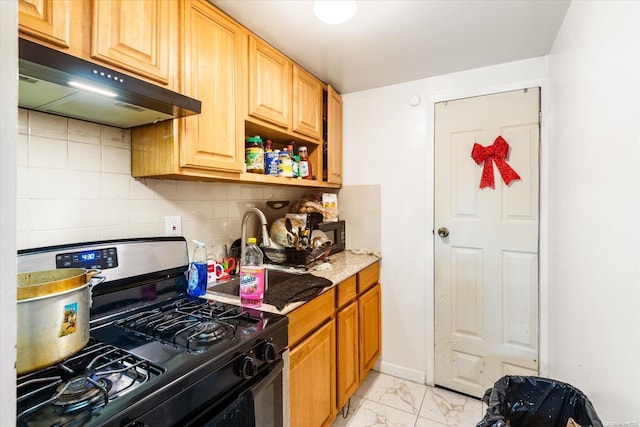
[69,142,101,171]
[18,108,29,135]
[67,170,101,199]
[68,227,102,243]
[101,199,130,226]
[16,199,29,232]
[16,231,29,250]
[212,201,228,219]
[17,133,28,167]
[211,183,229,201]
[176,180,201,201]
[154,199,178,221]
[102,224,132,240]
[28,229,71,248]
[28,199,69,230]
[29,111,68,139]
[102,173,131,199]
[67,199,101,228]
[100,126,129,148]
[102,146,130,174]
[17,166,28,198]
[131,199,155,223]
[28,168,67,199]
[130,178,156,199]
[131,223,156,237]
[68,119,101,144]
[154,180,178,201]
[29,136,67,169]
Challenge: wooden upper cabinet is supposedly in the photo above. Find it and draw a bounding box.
[292,65,323,140]
[91,0,174,85]
[18,0,73,48]
[248,35,292,129]
[179,0,245,172]
[326,85,343,184]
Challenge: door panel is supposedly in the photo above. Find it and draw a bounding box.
[434,88,540,397]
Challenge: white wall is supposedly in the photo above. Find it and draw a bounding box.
[342,57,549,384]
[0,0,17,420]
[343,0,640,421]
[547,1,640,421]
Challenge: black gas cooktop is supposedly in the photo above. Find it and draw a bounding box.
[16,237,288,427]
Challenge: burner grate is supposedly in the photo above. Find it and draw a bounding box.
[113,298,260,352]
[17,340,164,424]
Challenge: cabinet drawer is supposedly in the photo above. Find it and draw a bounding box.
[288,287,335,348]
[357,262,380,294]
[335,275,357,309]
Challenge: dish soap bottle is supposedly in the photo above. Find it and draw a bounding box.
[239,237,265,307]
[188,240,208,298]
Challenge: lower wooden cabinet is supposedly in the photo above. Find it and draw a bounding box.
[288,261,381,427]
[336,262,382,414]
[336,300,359,410]
[359,283,382,380]
[290,320,336,427]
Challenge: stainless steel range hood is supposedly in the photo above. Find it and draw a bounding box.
[18,38,201,129]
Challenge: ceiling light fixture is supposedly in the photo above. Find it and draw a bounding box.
[313,0,357,25]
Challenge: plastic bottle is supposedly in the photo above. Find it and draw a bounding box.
[239,237,265,307]
[188,240,208,297]
[299,146,313,179]
[278,149,294,178]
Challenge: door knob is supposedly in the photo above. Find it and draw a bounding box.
[437,227,449,238]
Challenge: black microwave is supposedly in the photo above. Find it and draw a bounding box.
[317,220,345,255]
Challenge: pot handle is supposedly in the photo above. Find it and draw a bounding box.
[88,275,106,290]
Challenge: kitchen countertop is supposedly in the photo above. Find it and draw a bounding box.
[201,250,380,315]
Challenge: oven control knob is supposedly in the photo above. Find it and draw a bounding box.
[239,355,257,379]
[259,341,278,363]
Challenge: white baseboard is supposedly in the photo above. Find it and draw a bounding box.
[376,359,426,385]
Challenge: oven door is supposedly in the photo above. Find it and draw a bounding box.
[190,358,285,427]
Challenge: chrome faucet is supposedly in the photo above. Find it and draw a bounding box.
[240,207,274,257]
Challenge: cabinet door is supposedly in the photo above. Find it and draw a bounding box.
[179,0,245,172]
[326,85,343,184]
[290,320,336,427]
[91,0,174,85]
[248,36,291,128]
[18,0,72,48]
[359,283,381,380]
[336,301,359,410]
[292,65,323,140]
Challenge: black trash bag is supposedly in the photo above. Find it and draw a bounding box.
[476,376,603,427]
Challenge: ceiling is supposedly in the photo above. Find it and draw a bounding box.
[210,0,570,94]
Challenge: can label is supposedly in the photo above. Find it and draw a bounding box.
[246,147,264,172]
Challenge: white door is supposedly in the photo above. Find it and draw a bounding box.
[434,88,540,398]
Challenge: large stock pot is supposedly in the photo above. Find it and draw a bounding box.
[16,269,105,375]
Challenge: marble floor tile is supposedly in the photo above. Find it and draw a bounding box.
[331,371,485,427]
[364,373,427,415]
[346,399,418,427]
[418,386,483,426]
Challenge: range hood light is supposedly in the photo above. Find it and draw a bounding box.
[68,80,118,98]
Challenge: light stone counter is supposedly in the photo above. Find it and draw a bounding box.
[201,250,381,315]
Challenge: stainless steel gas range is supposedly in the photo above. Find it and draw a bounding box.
[16,237,288,427]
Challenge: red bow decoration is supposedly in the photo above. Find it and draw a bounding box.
[471,136,520,189]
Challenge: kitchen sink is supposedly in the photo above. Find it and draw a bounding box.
[208,269,305,298]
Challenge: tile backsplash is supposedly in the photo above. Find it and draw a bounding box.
[17,109,381,257]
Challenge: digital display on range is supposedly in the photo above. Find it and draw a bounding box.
[56,247,118,270]
[75,250,100,263]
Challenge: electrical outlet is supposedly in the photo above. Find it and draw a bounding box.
[165,216,182,236]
